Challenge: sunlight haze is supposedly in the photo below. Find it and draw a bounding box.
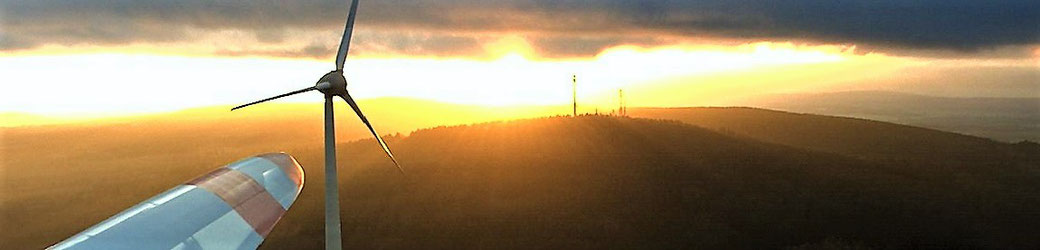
[3,40,1033,120]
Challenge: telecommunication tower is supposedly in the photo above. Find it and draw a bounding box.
[572,74,577,117]
[618,89,626,116]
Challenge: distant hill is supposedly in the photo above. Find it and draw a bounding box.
[0,112,105,127]
[6,114,1038,249]
[745,91,1040,142]
[9,92,1034,143]
[629,107,1039,165]
[0,98,566,141]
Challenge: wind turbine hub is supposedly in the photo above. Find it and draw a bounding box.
[315,71,348,95]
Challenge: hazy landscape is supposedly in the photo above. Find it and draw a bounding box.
[4,101,1039,249]
[749,91,1040,142]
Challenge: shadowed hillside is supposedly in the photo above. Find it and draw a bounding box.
[4,114,1039,249]
[260,116,1040,249]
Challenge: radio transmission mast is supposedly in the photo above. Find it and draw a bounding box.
[618,89,626,116]
[572,74,577,117]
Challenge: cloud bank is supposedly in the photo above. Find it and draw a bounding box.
[2,0,1037,58]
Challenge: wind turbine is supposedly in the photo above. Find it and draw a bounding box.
[230,0,401,249]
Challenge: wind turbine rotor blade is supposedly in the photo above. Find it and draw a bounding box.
[231,87,317,111]
[334,0,360,71]
[338,93,404,174]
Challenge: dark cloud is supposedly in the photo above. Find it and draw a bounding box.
[530,35,669,58]
[214,32,483,58]
[2,0,1037,57]
[254,29,288,44]
[352,31,485,57]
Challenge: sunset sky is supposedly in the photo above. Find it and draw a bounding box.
[1,0,1037,116]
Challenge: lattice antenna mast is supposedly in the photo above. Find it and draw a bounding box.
[572,74,577,117]
[618,89,626,116]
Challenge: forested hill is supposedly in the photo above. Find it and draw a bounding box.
[7,111,1038,249]
[257,115,1040,249]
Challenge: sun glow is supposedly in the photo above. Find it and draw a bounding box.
[2,38,919,122]
[484,36,538,60]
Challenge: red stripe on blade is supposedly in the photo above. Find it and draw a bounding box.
[188,167,287,237]
[257,153,304,189]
